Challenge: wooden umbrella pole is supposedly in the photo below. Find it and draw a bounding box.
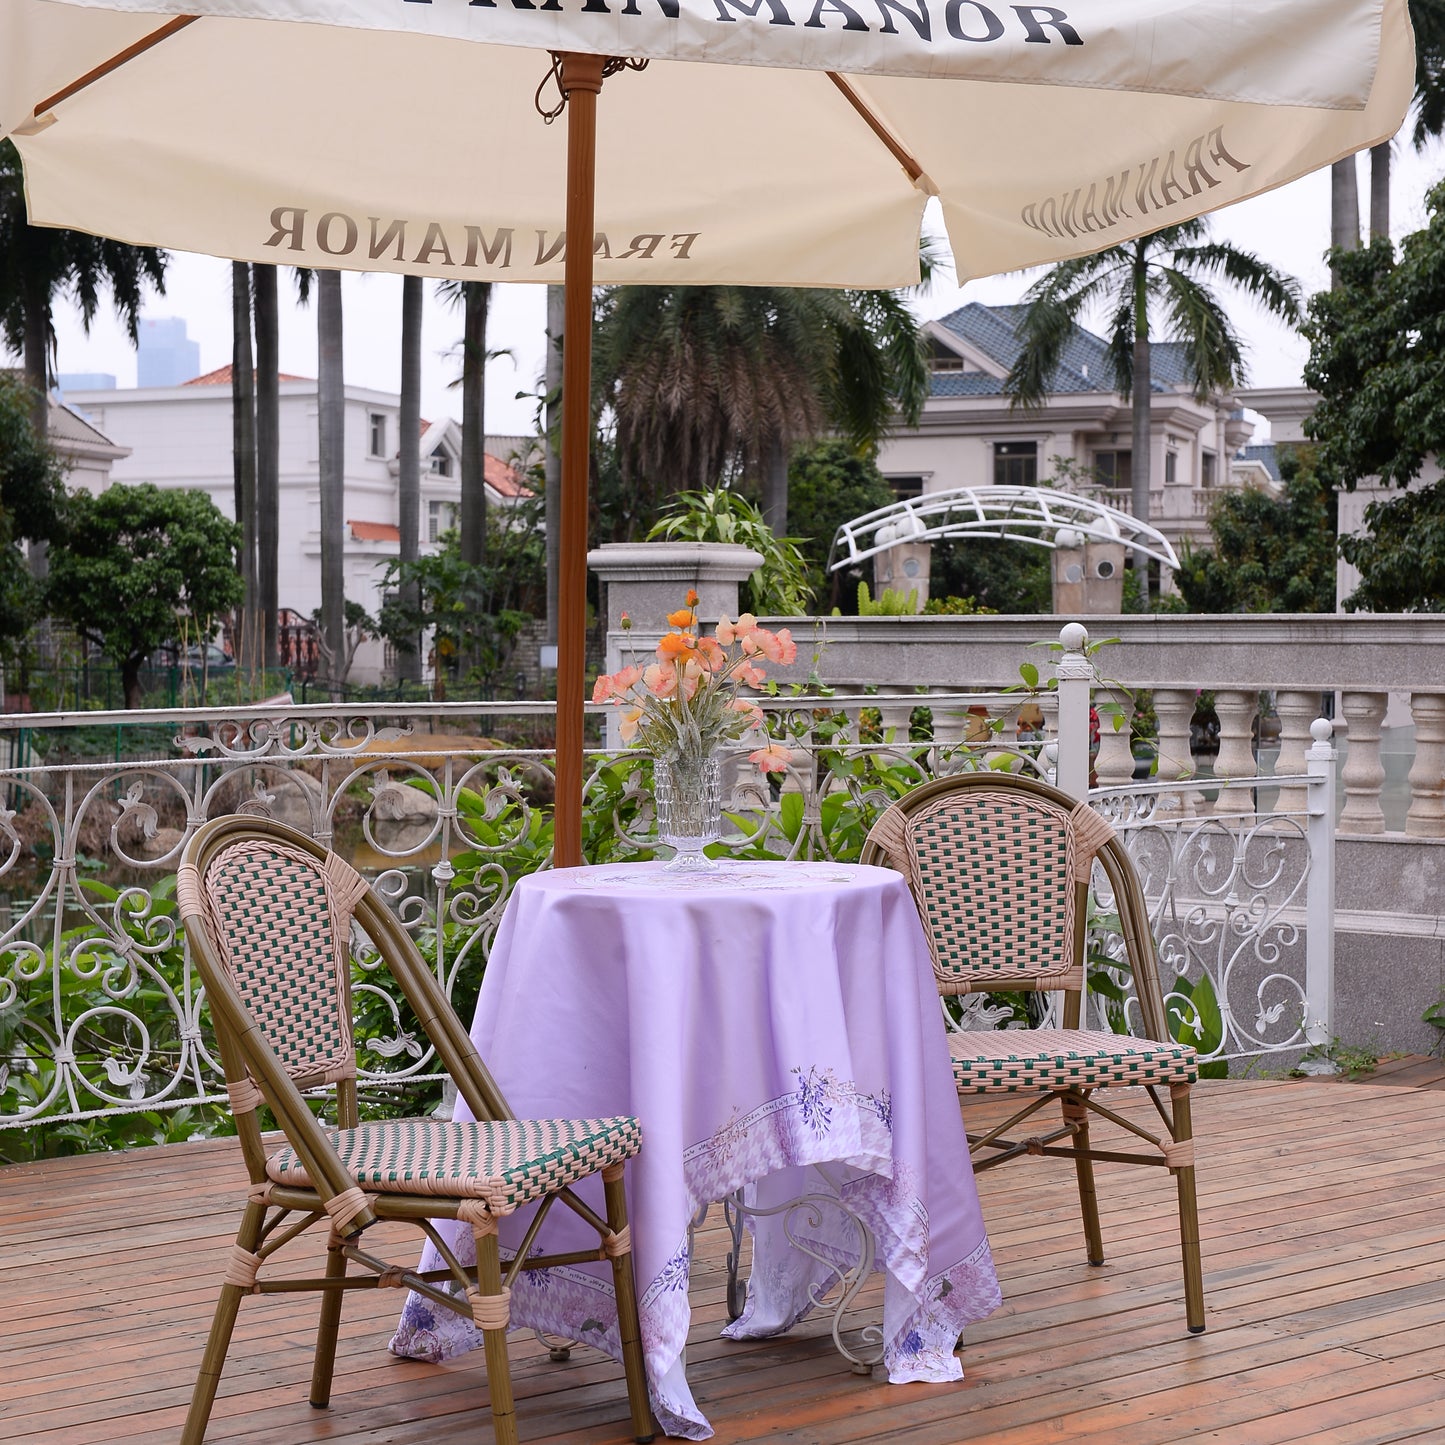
[554,52,606,870]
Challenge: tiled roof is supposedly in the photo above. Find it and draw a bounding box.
[348,520,400,543]
[931,303,1190,398]
[184,364,309,386]
[486,453,533,498]
[1236,443,1282,482]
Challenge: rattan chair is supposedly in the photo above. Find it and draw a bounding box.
[861,771,1205,1333]
[176,815,654,1444]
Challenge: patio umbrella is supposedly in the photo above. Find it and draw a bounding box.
[1,0,1415,866]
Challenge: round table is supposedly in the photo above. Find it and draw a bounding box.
[390,859,1000,1440]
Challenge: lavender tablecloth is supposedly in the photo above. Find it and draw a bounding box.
[389,859,1000,1438]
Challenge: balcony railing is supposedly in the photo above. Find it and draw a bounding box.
[0,627,1341,1143]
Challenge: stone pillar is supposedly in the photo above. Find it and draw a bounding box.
[587,542,764,748]
[1272,689,1321,815]
[1338,690,1388,835]
[1406,692,1445,837]
[1210,689,1259,816]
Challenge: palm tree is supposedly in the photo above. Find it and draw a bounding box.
[0,138,167,438]
[1004,219,1302,575]
[436,279,493,570]
[396,274,424,684]
[593,284,928,535]
[316,269,345,692]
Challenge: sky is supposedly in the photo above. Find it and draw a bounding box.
[30,133,1445,445]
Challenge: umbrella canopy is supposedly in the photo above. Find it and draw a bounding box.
[1,0,1415,865]
[3,1,1414,286]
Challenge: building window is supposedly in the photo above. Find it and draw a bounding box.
[1165,450,1178,486]
[1093,450,1131,491]
[427,500,457,543]
[886,474,925,502]
[927,339,966,371]
[993,442,1037,488]
[429,449,453,478]
[369,412,387,457]
[1201,450,1217,487]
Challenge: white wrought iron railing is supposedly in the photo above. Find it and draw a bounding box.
[0,631,1340,1146]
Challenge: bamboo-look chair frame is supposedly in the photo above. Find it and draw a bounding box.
[176,815,655,1444]
[861,771,1205,1334]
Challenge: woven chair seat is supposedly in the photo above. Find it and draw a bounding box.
[267,1115,642,1215]
[949,1028,1197,1094]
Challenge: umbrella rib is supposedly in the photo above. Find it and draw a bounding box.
[36,15,199,116]
[826,73,923,185]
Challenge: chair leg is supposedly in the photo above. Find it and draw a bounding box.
[602,1163,657,1444]
[181,1199,265,1445]
[471,1220,519,1445]
[1170,1084,1207,1333]
[310,1230,348,1407]
[1062,1092,1105,1266]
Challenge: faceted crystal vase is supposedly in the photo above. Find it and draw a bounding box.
[654,750,723,872]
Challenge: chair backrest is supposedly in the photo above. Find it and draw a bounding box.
[862,772,1118,997]
[182,829,369,1093]
[179,816,515,1144]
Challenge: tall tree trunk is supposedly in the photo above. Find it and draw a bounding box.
[459,281,490,569]
[253,263,280,670]
[1369,141,1391,242]
[21,269,48,439]
[1130,246,1152,587]
[761,438,789,536]
[230,263,258,666]
[397,275,424,684]
[23,272,50,580]
[1331,156,1361,286]
[544,283,564,649]
[317,270,346,697]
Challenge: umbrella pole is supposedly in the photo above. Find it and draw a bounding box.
[554,52,606,871]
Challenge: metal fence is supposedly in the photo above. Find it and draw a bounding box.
[0,653,1338,1143]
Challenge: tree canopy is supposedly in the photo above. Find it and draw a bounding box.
[1304,181,1445,610]
[1303,188,1445,492]
[785,440,897,611]
[0,139,167,433]
[46,484,244,709]
[592,283,928,531]
[0,370,67,660]
[1173,447,1336,614]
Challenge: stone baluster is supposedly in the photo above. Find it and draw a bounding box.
[1210,689,1259,817]
[1271,689,1321,815]
[1033,689,1060,778]
[1093,695,1136,789]
[1151,688,1196,816]
[1338,690,1388,835]
[1406,692,1445,837]
[929,695,970,745]
[929,694,970,769]
[874,687,915,745]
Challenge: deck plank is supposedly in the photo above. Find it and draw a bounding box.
[4,1078,1445,1444]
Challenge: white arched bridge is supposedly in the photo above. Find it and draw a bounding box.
[827,486,1181,574]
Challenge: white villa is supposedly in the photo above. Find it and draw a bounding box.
[877,303,1280,555]
[63,366,535,682]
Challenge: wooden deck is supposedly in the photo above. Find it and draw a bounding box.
[5,1074,1445,1445]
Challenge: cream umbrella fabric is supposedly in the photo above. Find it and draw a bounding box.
[0,0,1416,867]
[2,0,1416,287]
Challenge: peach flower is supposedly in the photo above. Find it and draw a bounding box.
[748,742,792,774]
[618,704,645,744]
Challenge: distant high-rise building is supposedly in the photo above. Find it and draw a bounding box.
[57,372,117,392]
[137,317,200,388]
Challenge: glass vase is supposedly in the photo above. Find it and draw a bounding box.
[654,749,723,873]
